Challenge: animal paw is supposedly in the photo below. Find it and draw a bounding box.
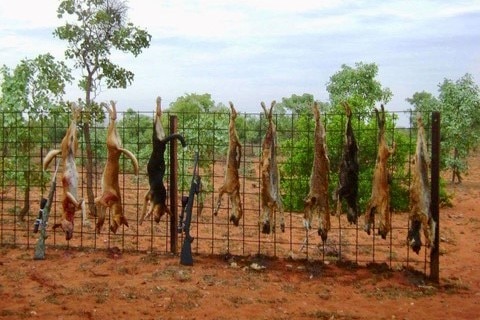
[303,219,311,230]
[318,228,328,242]
[229,214,240,226]
[261,221,271,234]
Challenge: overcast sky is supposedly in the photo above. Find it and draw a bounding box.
[0,0,479,115]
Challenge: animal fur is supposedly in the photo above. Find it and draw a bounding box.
[43,103,87,240]
[95,101,139,234]
[407,114,435,254]
[335,102,359,224]
[140,97,186,224]
[364,105,396,239]
[213,102,243,226]
[304,102,330,242]
[260,101,284,234]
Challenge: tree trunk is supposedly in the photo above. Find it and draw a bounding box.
[451,147,463,184]
[84,75,97,217]
[83,122,97,217]
[19,185,30,222]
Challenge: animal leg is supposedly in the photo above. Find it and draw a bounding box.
[317,208,330,242]
[110,203,128,234]
[229,189,242,226]
[140,190,152,224]
[213,187,226,216]
[154,203,171,223]
[260,204,271,234]
[407,218,422,254]
[95,204,107,234]
[377,200,390,239]
[303,198,314,230]
[364,205,376,235]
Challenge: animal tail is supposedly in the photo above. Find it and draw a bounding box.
[119,148,140,175]
[43,149,62,170]
[163,133,187,148]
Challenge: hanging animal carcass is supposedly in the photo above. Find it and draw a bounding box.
[304,102,330,242]
[364,105,396,239]
[140,97,186,225]
[259,101,284,234]
[95,101,139,234]
[43,103,87,240]
[407,114,435,254]
[335,102,359,224]
[213,102,243,226]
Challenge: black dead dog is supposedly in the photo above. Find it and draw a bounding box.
[335,102,359,224]
[141,97,186,224]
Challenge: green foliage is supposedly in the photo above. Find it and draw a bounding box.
[54,0,151,95]
[0,55,72,217]
[438,74,480,182]
[326,62,393,114]
[407,73,480,183]
[280,106,411,213]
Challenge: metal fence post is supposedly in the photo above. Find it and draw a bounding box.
[430,111,440,283]
[170,115,179,254]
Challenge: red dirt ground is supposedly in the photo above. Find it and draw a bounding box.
[1,152,479,320]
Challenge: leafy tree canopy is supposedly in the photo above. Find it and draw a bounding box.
[326,62,393,114]
[54,0,151,96]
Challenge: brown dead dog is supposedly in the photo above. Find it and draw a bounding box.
[95,101,139,234]
[260,100,284,234]
[43,103,87,240]
[407,114,435,254]
[213,101,243,226]
[140,97,186,224]
[335,102,359,224]
[304,102,330,242]
[364,105,396,239]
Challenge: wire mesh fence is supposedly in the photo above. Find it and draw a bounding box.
[0,108,438,277]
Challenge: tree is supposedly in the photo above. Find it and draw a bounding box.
[326,62,393,114]
[438,73,480,183]
[54,0,152,215]
[0,54,72,220]
[405,91,439,128]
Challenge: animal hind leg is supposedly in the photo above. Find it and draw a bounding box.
[229,189,242,226]
[110,203,128,234]
[364,205,376,235]
[213,187,226,216]
[260,205,271,234]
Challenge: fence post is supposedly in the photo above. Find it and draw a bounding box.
[170,115,179,254]
[430,111,440,282]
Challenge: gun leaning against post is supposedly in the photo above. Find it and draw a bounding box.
[34,161,60,260]
[179,152,200,266]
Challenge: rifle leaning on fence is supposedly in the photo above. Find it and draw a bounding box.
[179,152,200,266]
[33,161,60,260]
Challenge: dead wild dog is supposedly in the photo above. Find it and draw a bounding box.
[335,102,359,224]
[43,103,87,240]
[364,105,396,239]
[95,101,139,234]
[408,114,435,253]
[304,102,330,242]
[140,97,186,224]
[260,100,284,234]
[213,102,243,226]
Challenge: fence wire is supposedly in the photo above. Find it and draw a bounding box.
[0,109,437,276]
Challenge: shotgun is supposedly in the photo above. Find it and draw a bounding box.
[180,152,200,266]
[34,160,60,260]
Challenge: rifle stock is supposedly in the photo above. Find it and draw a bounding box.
[180,152,200,266]
[34,161,59,260]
